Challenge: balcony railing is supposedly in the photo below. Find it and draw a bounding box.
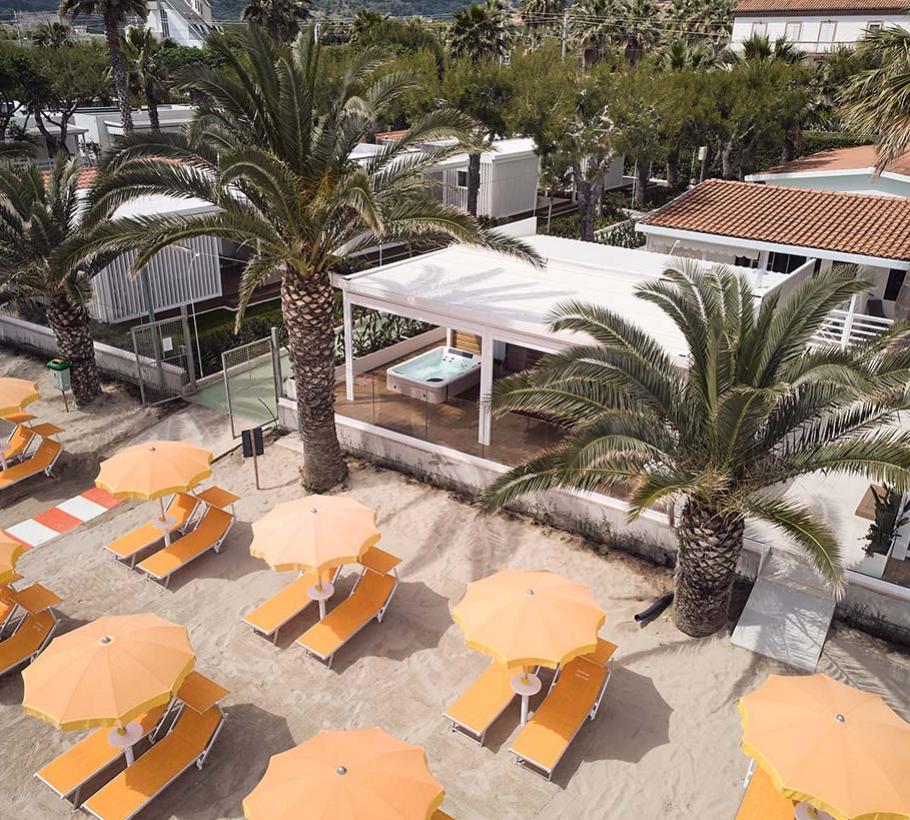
[813,309,893,348]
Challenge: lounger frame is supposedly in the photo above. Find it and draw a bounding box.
[300,567,400,669]
[444,663,541,746]
[140,511,234,588]
[0,439,62,492]
[34,704,171,808]
[511,655,614,781]
[0,610,58,677]
[82,707,226,820]
[105,495,201,569]
[244,566,343,644]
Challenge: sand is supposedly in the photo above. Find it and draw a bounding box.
[1,355,910,819]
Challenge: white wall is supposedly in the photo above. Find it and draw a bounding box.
[761,174,910,198]
[731,14,910,51]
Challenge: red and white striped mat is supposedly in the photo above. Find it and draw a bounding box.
[2,487,121,549]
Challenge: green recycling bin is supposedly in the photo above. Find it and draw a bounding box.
[46,358,71,392]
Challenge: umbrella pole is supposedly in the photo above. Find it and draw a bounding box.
[0,452,6,471]
[159,497,172,547]
[512,668,542,727]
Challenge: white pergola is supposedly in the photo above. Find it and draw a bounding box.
[333,235,762,447]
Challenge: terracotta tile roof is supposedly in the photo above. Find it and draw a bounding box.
[734,0,910,12]
[638,179,910,262]
[41,165,98,188]
[374,130,409,142]
[756,145,910,178]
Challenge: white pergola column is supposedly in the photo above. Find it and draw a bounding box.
[840,293,859,349]
[478,329,494,446]
[342,292,355,401]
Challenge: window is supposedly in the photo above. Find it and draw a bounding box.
[818,21,837,43]
[784,22,802,43]
[867,21,883,31]
[751,21,768,37]
[885,269,906,301]
[767,252,807,274]
[159,8,170,39]
[734,255,758,269]
[456,170,468,188]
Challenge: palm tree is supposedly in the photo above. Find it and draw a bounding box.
[68,26,537,492]
[59,0,147,133]
[724,33,806,65]
[568,0,621,67]
[122,27,168,131]
[484,262,910,637]
[448,0,512,63]
[520,0,564,50]
[0,155,105,407]
[31,22,73,48]
[241,0,311,43]
[841,27,910,172]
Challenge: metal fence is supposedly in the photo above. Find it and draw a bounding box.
[130,311,195,406]
[221,333,283,438]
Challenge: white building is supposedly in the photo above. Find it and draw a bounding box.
[730,0,910,52]
[72,105,194,153]
[636,178,910,334]
[145,0,215,47]
[746,144,910,197]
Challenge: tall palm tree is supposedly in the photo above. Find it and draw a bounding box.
[484,263,910,637]
[0,155,105,406]
[59,0,147,133]
[724,33,806,65]
[568,0,622,67]
[448,0,513,63]
[841,27,910,172]
[67,26,537,492]
[520,0,564,50]
[241,0,311,43]
[122,27,168,131]
[31,21,73,48]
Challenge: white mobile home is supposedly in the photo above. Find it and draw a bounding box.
[72,105,195,153]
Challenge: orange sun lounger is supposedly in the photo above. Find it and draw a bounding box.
[444,661,539,746]
[104,494,200,567]
[735,761,796,820]
[0,609,58,676]
[82,694,227,820]
[243,567,341,644]
[510,638,618,780]
[137,502,235,587]
[2,424,35,464]
[0,437,62,492]
[35,704,168,808]
[296,550,401,668]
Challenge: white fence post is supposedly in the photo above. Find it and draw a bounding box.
[840,295,858,348]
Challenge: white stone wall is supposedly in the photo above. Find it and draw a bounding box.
[731,13,910,51]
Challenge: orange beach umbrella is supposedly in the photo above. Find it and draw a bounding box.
[96,440,212,501]
[243,727,445,820]
[0,533,24,585]
[0,377,39,418]
[250,495,380,574]
[739,674,910,820]
[23,613,195,733]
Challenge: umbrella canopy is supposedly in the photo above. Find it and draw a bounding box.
[250,495,380,573]
[740,674,910,820]
[452,569,606,669]
[22,613,195,731]
[95,440,213,501]
[0,532,24,585]
[243,727,444,820]
[0,378,39,417]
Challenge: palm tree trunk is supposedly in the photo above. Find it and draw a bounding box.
[673,500,745,637]
[104,13,133,133]
[467,152,481,217]
[145,82,160,131]
[281,270,348,492]
[45,292,102,407]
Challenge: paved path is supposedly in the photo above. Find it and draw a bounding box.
[731,549,836,672]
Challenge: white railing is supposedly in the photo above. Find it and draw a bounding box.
[813,309,893,348]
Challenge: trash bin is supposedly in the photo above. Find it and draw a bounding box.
[46,358,71,392]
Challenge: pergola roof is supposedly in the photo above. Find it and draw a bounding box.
[334,235,765,359]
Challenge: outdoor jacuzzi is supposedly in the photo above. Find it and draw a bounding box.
[386,346,481,404]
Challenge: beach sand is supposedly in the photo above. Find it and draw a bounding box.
[1,358,910,819]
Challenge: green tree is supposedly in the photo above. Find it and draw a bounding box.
[0,43,29,142]
[840,27,910,171]
[440,57,513,216]
[241,0,311,43]
[484,263,910,637]
[23,42,112,155]
[448,0,512,64]
[31,22,73,48]
[59,0,147,133]
[520,0,565,50]
[70,26,537,492]
[0,155,106,406]
[122,27,169,131]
